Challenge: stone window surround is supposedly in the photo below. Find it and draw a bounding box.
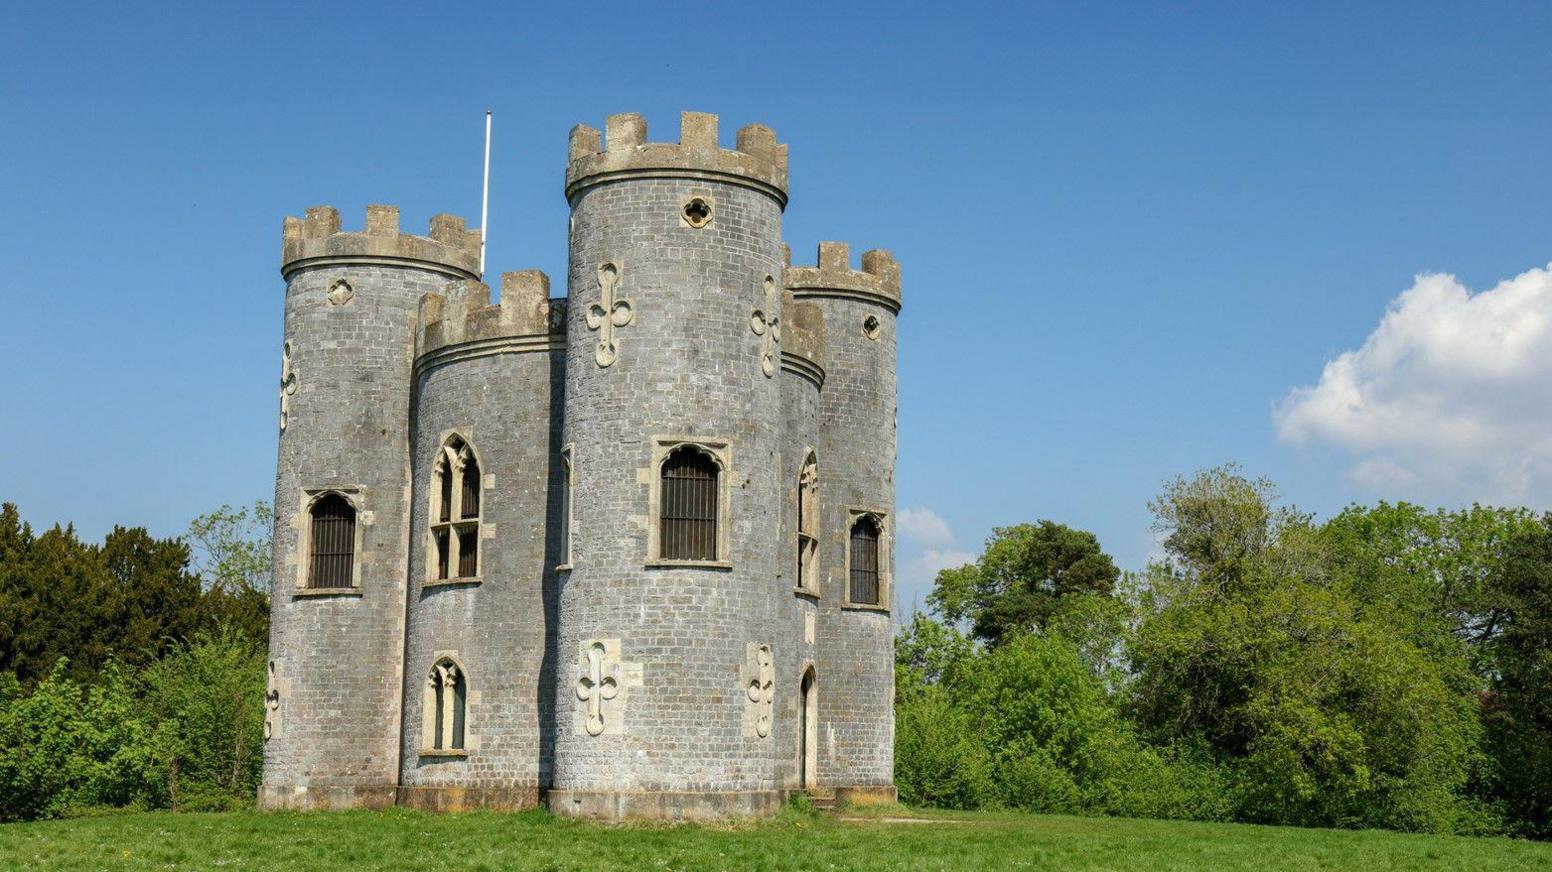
[291,486,369,596]
[842,507,891,612]
[643,436,734,569]
[680,191,714,229]
[794,449,820,598]
[555,443,575,572]
[424,431,492,589]
[419,650,479,758]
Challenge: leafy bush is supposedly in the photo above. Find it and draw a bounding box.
[140,629,266,811]
[896,624,1228,820]
[0,661,160,821]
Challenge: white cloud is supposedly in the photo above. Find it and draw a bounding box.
[897,548,977,616]
[892,506,976,616]
[1275,263,1552,505]
[897,506,957,548]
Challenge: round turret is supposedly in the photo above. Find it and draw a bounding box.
[262,204,481,811]
[551,112,791,819]
[785,241,901,803]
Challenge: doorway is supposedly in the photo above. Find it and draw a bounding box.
[799,667,817,789]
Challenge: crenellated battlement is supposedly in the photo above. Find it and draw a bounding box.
[416,270,565,367]
[784,242,901,312]
[565,111,789,205]
[282,205,482,280]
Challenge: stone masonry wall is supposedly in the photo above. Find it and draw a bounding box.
[264,260,449,809]
[800,287,898,793]
[397,344,564,805]
[553,171,788,804]
[777,359,822,789]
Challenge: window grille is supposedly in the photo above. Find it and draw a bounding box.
[849,515,881,605]
[660,447,719,561]
[308,494,355,588]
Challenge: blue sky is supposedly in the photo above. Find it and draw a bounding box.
[5,2,1552,611]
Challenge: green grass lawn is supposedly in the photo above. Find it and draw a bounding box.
[3,804,1548,871]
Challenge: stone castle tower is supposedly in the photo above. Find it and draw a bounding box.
[260,111,900,820]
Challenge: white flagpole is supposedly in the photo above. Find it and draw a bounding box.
[480,109,492,277]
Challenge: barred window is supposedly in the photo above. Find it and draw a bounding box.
[307,493,355,588]
[849,515,881,605]
[660,446,719,561]
[424,659,467,751]
[796,454,818,591]
[431,436,482,581]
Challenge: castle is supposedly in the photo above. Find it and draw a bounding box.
[260,111,899,820]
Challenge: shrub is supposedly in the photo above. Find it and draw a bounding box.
[140,629,266,811]
[0,661,159,821]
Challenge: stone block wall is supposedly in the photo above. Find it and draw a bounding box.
[396,275,565,807]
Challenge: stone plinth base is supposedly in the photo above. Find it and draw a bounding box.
[397,785,540,812]
[833,785,897,806]
[546,788,786,821]
[258,783,397,811]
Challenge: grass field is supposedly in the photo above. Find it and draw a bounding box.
[3,804,1549,871]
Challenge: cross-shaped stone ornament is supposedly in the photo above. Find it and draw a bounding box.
[750,275,780,378]
[278,341,297,430]
[576,641,619,736]
[745,643,775,738]
[586,262,633,368]
[264,659,289,742]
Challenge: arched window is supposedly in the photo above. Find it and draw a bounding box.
[796,453,818,592]
[849,514,881,605]
[307,493,356,588]
[431,436,482,581]
[660,446,719,561]
[559,445,574,566]
[422,658,467,752]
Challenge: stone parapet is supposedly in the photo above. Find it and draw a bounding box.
[784,242,901,312]
[281,205,482,280]
[416,271,565,370]
[565,111,789,205]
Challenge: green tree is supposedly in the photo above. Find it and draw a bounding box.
[185,503,272,644]
[0,660,159,821]
[185,502,272,595]
[928,521,1120,647]
[1480,515,1552,837]
[140,630,266,811]
[1131,466,1485,832]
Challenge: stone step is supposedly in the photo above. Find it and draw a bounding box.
[805,789,837,811]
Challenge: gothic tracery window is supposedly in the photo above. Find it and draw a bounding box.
[422,658,467,752]
[796,453,818,591]
[431,436,482,581]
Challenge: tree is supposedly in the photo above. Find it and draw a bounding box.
[1322,502,1538,665]
[140,630,265,811]
[0,503,262,685]
[927,521,1120,647]
[1130,466,1485,832]
[185,502,272,595]
[1480,515,1552,837]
